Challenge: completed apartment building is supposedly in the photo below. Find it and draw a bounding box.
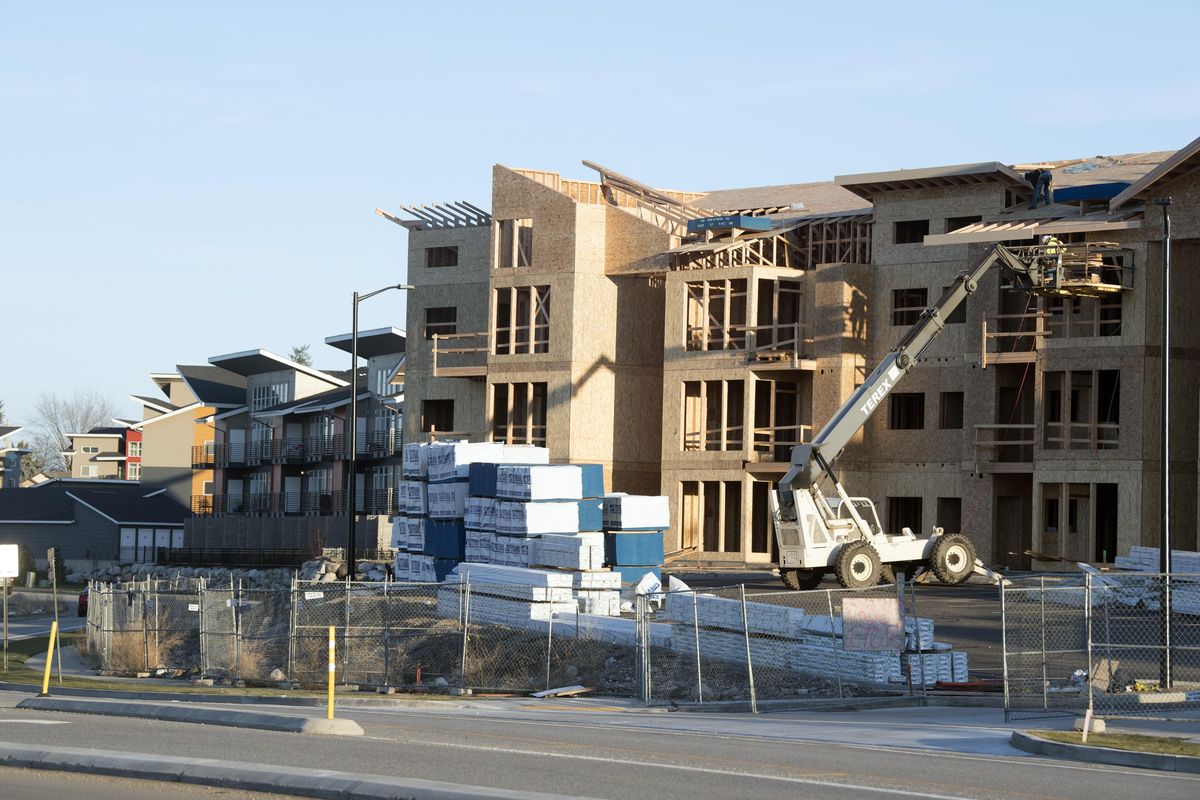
[392,134,1200,570]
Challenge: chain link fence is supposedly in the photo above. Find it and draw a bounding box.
[82,575,945,706]
[1002,572,1200,721]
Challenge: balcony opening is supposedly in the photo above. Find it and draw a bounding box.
[424,307,457,340]
[752,378,807,461]
[491,382,548,447]
[496,218,533,268]
[682,379,744,452]
[939,392,964,430]
[494,285,550,355]
[683,479,744,555]
[892,287,926,326]
[936,496,962,533]
[685,279,747,351]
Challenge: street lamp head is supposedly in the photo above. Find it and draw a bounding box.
[1153,197,1173,206]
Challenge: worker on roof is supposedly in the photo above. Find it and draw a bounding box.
[1026,168,1054,209]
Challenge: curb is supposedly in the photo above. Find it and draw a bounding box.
[1010,730,1200,773]
[0,681,465,708]
[0,741,575,799]
[16,697,364,736]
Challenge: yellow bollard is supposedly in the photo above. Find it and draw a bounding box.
[327,625,335,720]
[39,620,58,697]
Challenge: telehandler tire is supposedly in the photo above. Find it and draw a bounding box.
[834,541,882,589]
[930,533,976,584]
[780,568,824,591]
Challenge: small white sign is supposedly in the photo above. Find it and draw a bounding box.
[187,603,200,612]
[842,597,905,652]
[304,591,325,600]
[0,544,18,579]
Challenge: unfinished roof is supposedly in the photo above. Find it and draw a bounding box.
[208,349,348,385]
[690,180,869,218]
[376,202,491,232]
[1110,139,1200,211]
[836,162,1031,200]
[324,327,406,358]
[922,205,1144,245]
[177,364,247,407]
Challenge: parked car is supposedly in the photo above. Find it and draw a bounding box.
[77,586,88,617]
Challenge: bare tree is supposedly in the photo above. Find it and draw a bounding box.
[290,344,313,366]
[30,390,119,471]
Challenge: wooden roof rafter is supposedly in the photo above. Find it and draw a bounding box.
[375,201,492,231]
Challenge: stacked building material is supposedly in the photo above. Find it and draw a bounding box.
[602,494,667,587]
[551,611,671,647]
[441,563,577,628]
[1105,546,1200,614]
[659,591,964,686]
[572,570,621,616]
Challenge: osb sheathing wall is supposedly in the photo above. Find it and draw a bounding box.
[403,224,491,444]
[486,166,666,494]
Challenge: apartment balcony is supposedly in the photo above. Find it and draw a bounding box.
[304,434,345,463]
[747,424,813,469]
[974,424,1036,472]
[1044,421,1119,452]
[214,442,247,468]
[980,312,1050,368]
[270,437,305,464]
[191,446,215,469]
[190,495,215,515]
[363,430,402,459]
[431,332,488,378]
[363,487,399,516]
[684,323,815,369]
[301,490,345,515]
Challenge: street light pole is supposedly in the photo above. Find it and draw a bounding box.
[346,284,413,576]
[1153,197,1172,689]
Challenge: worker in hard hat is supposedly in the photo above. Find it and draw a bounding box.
[1040,234,1064,287]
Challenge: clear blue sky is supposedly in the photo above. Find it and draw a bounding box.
[2,1,1197,425]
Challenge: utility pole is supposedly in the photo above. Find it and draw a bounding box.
[1153,196,1172,689]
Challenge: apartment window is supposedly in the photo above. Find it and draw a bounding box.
[893,219,929,245]
[945,215,982,232]
[421,399,454,433]
[941,286,967,324]
[372,364,396,396]
[82,446,100,454]
[889,393,925,430]
[936,497,962,533]
[496,218,533,268]
[892,288,926,326]
[491,382,548,447]
[685,279,747,351]
[494,285,550,354]
[682,380,744,452]
[425,246,459,268]
[1044,370,1120,450]
[680,480,744,553]
[81,466,98,477]
[251,382,290,411]
[202,480,214,496]
[307,468,332,494]
[203,440,215,456]
[128,441,143,457]
[939,392,964,430]
[127,463,141,480]
[424,307,457,340]
[1044,497,1059,532]
[888,497,923,534]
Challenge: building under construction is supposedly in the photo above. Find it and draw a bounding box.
[387,134,1200,571]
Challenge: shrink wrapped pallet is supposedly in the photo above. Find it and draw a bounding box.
[400,480,428,516]
[464,497,498,531]
[428,441,506,483]
[603,531,665,566]
[602,494,670,530]
[428,480,469,519]
[497,501,581,535]
[496,464,583,501]
[531,532,605,571]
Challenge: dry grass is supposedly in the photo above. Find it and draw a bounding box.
[1033,730,1200,757]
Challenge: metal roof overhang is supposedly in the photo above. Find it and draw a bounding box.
[324,327,407,358]
[208,349,347,385]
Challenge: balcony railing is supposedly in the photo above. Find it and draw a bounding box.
[750,424,813,462]
[974,424,1036,469]
[363,487,399,516]
[684,322,814,365]
[431,332,488,378]
[981,312,1051,368]
[191,446,215,469]
[202,491,348,516]
[214,441,247,468]
[270,437,305,464]
[1044,421,1119,451]
[365,429,401,458]
[190,495,215,515]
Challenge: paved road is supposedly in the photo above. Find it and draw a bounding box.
[0,766,295,798]
[3,612,85,643]
[2,693,1197,799]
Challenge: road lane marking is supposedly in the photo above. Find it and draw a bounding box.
[367,737,983,799]
[0,719,71,725]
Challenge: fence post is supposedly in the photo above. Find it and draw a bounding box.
[342,577,350,683]
[909,577,926,696]
[287,575,297,683]
[459,579,470,685]
[1085,571,1094,717]
[198,577,206,677]
[153,580,160,669]
[233,578,242,681]
[382,574,391,689]
[1000,576,1010,720]
[692,591,703,704]
[1039,575,1048,711]
[638,594,651,704]
[545,610,554,691]
[825,589,843,700]
[739,584,757,714]
[141,577,149,672]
